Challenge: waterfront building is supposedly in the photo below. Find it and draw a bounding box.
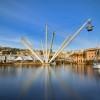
[85,48,97,61]
[70,50,85,64]
[70,48,100,64]
[0,46,100,64]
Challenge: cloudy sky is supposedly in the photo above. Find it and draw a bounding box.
[0,0,100,50]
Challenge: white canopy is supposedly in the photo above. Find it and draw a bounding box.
[22,56,33,61]
[14,56,33,61]
[14,57,23,61]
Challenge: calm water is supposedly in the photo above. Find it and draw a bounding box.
[0,64,100,100]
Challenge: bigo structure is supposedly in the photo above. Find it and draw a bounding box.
[21,19,93,65]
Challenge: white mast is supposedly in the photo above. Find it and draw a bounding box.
[21,37,44,63]
[41,40,45,62]
[45,24,48,63]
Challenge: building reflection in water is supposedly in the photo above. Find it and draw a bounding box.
[70,64,94,79]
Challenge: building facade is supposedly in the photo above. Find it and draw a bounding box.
[70,48,100,64]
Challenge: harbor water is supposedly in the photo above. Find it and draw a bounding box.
[0,64,100,100]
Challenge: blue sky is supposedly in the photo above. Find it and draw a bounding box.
[0,0,100,50]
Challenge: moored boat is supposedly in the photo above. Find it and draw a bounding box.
[93,48,100,69]
[93,63,100,69]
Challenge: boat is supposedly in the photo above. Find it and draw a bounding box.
[93,63,100,69]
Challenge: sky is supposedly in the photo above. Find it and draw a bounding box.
[0,0,100,51]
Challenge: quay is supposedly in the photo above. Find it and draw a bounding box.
[0,47,99,65]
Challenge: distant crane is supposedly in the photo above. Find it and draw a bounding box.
[50,32,55,52]
[47,32,55,61]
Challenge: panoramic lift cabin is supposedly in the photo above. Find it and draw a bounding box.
[86,21,94,31]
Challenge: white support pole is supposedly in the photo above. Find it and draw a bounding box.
[41,40,45,62]
[49,19,91,63]
[45,24,48,63]
[21,37,44,64]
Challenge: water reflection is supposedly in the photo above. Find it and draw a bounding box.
[0,64,100,100]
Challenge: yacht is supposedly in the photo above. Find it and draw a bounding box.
[93,63,100,69]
